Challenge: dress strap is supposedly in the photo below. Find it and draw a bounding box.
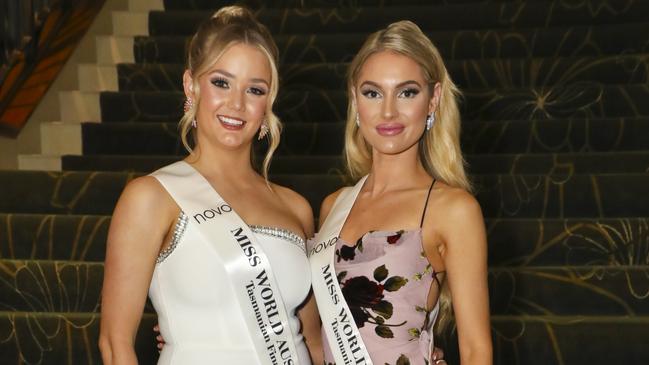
[419,179,437,228]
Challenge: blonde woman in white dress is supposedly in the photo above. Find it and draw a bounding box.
[99,6,322,364]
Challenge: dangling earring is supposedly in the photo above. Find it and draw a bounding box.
[355,113,360,127]
[183,97,193,113]
[258,120,269,140]
[184,97,197,128]
[426,114,435,131]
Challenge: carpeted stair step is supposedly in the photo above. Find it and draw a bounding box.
[0,311,157,364]
[1,171,648,218]
[3,213,647,266]
[118,55,649,92]
[161,0,483,10]
[460,118,649,154]
[0,260,153,314]
[0,260,104,313]
[0,213,110,261]
[488,266,649,316]
[61,152,649,175]
[146,3,649,36]
[0,170,134,215]
[80,119,649,156]
[98,85,649,123]
[483,315,649,365]
[487,217,649,266]
[135,23,649,64]
[468,152,649,174]
[2,259,647,316]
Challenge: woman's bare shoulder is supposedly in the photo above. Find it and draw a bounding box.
[425,182,485,249]
[427,182,482,227]
[114,176,178,222]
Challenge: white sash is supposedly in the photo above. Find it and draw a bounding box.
[152,161,300,365]
[309,176,373,365]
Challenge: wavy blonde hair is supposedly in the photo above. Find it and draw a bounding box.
[344,20,472,335]
[179,6,281,180]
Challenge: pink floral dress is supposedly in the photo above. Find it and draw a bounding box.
[323,181,445,365]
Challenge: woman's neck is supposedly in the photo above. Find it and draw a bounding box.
[366,146,430,195]
[186,143,259,183]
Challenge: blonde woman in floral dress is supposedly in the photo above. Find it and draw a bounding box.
[309,21,492,365]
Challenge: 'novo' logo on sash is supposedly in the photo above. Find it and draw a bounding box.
[309,236,338,256]
[193,204,232,224]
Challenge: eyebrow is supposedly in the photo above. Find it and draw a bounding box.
[359,80,422,89]
[212,69,270,87]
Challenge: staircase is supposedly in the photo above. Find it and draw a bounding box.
[1,0,649,364]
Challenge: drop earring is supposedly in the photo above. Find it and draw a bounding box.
[355,113,360,127]
[184,97,196,128]
[426,114,435,131]
[258,120,269,140]
[183,97,193,113]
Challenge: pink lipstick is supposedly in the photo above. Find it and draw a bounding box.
[376,123,405,136]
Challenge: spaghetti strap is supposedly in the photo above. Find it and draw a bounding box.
[419,179,437,228]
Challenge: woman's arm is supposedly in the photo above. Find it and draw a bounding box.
[99,177,175,365]
[435,190,492,365]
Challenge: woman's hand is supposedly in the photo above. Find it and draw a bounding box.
[153,324,165,351]
[432,346,447,364]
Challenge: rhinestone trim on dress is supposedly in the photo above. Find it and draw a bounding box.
[157,211,189,264]
[157,212,307,263]
[249,225,306,254]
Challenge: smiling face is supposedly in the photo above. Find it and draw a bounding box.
[354,50,439,157]
[184,42,271,150]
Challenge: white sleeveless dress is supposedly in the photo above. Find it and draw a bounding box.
[148,211,312,364]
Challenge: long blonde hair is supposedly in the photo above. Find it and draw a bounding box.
[344,20,471,335]
[179,6,281,180]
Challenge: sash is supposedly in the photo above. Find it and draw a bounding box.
[309,176,373,365]
[152,161,300,365]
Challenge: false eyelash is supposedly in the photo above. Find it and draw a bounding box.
[210,77,229,87]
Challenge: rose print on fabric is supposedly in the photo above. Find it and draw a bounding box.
[336,242,359,261]
[336,235,365,262]
[336,229,406,262]
[396,354,411,365]
[386,230,404,244]
[339,264,409,338]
